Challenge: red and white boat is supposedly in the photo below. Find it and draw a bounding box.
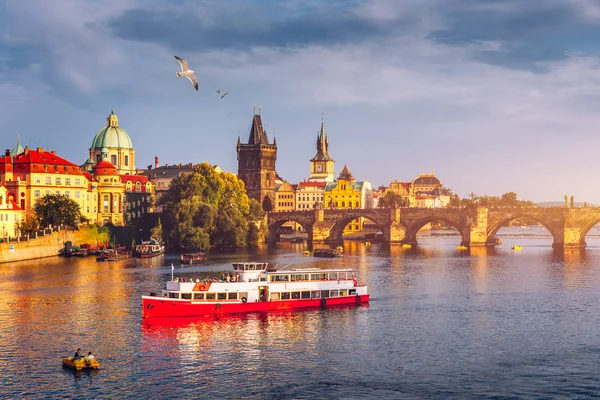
[142,262,369,318]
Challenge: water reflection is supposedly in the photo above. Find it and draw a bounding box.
[3,238,600,398]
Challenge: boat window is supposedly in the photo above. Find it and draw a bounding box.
[310,273,321,281]
[328,273,338,280]
[339,272,348,280]
[330,290,339,297]
[218,293,227,300]
[311,291,321,299]
[206,293,216,301]
[181,293,192,300]
[291,292,301,299]
[339,289,348,297]
[321,290,330,298]
[169,292,179,299]
[349,289,356,295]
[194,293,205,300]
[228,293,237,300]
[270,293,280,301]
[281,292,290,300]
[260,277,267,282]
[272,274,289,282]
[238,292,248,300]
[301,291,310,299]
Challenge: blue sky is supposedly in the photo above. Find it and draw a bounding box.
[2,0,600,203]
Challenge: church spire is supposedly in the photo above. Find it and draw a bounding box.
[311,117,332,161]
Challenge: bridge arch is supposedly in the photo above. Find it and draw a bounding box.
[266,213,315,243]
[574,217,600,247]
[402,216,469,246]
[328,211,391,242]
[486,214,560,246]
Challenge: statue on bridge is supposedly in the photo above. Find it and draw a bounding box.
[565,194,568,208]
[570,195,575,208]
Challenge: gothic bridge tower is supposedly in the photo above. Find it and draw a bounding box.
[309,118,335,182]
[237,112,278,211]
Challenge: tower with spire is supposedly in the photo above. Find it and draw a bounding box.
[309,118,335,182]
[237,111,278,211]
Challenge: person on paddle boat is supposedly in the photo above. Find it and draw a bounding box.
[74,348,82,360]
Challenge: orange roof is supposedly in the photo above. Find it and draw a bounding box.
[93,161,118,175]
[121,175,150,183]
[298,181,327,188]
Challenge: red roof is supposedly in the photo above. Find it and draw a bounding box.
[122,175,152,192]
[416,194,435,200]
[298,181,327,189]
[93,161,118,175]
[0,149,83,175]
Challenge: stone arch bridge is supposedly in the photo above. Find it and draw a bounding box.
[267,207,600,249]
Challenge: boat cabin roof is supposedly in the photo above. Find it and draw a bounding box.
[232,262,269,271]
[268,267,354,274]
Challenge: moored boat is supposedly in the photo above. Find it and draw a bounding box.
[180,252,207,265]
[142,262,369,318]
[133,239,165,258]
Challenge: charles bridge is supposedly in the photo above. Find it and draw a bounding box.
[266,207,600,249]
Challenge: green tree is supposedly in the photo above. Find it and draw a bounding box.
[150,217,163,241]
[501,192,518,205]
[34,194,83,228]
[377,191,403,208]
[18,212,40,235]
[160,163,256,250]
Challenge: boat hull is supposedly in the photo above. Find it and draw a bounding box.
[136,250,166,258]
[142,294,370,318]
[62,357,101,370]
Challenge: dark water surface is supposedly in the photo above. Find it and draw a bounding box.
[3,233,600,399]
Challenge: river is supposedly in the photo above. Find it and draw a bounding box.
[2,227,600,399]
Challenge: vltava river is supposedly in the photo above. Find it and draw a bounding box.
[2,230,600,399]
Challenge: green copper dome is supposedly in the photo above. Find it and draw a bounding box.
[90,111,133,150]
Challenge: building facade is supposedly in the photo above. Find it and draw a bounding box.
[0,185,21,237]
[237,113,278,211]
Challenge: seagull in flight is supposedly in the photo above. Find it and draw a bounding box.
[221,91,229,99]
[174,56,198,91]
[216,89,221,94]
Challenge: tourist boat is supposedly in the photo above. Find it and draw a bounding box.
[313,248,343,258]
[180,252,207,265]
[133,239,165,258]
[512,245,523,251]
[302,250,311,256]
[142,262,369,318]
[456,245,468,251]
[62,356,101,371]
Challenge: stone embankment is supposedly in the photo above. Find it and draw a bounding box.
[0,227,98,264]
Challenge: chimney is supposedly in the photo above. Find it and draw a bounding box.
[178,163,182,168]
[51,150,56,155]
[155,156,159,168]
[37,147,44,153]
[4,149,9,156]
[24,146,29,155]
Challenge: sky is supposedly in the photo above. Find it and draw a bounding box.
[1,0,600,203]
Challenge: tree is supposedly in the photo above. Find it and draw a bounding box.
[501,192,518,205]
[18,212,40,235]
[159,162,256,250]
[377,191,403,209]
[35,194,83,228]
[150,217,163,241]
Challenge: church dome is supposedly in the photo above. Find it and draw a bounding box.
[412,174,441,186]
[91,111,133,150]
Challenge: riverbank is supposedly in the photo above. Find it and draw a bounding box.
[0,227,98,263]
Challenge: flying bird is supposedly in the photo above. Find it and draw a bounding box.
[221,91,229,99]
[174,55,198,91]
[216,89,221,94]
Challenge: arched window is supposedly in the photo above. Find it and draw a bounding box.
[103,195,109,213]
[111,155,117,165]
[124,155,129,166]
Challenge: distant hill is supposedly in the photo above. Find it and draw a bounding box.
[536,202,595,207]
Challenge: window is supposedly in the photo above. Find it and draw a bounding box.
[34,190,40,198]
[65,191,70,198]
[281,292,290,300]
[228,293,237,300]
[55,177,61,185]
[217,293,227,300]
[301,291,310,299]
[194,293,205,300]
[75,191,80,199]
[291,292,300,299]
[45,177,51,185]
[206,293,216,301]
[270,293,280,301]
[35,176,41,184]
[65,178,71,185]
[168,292,179,299]
[124,155,129,166]
[103,195,109,213]
[75,178,81,185]
[111,155,117,165]
[181,293,192,300]
[311,291,321,299]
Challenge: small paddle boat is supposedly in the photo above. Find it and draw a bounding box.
[62,356,101,370]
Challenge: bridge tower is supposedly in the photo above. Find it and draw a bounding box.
[237,112,278,212]
[309,118,335,182]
